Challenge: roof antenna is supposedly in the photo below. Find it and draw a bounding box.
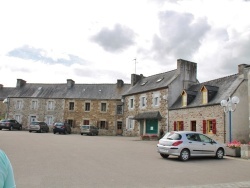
[133,58,138,74]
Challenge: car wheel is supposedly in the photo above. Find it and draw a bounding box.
[179,149,190,161]
[19,126,22,130]
[9,126,13,131]
[81,133,83,135]
[29,130,32,133]
[160,153,169,159]
[0,128,2,130]
[215,148,224,159]
[53,131,56,134]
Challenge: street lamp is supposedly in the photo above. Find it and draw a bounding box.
[220,96,240,142]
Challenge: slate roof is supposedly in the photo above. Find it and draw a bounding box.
[170,74,243,109]
[123,70,177,96]
[0,87,15,100]
[6,83,131,100]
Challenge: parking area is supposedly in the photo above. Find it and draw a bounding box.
[1,130,250,188]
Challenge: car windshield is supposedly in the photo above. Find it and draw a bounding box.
[166,132,182,140]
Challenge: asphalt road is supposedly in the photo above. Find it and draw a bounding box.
[1,130,250,188]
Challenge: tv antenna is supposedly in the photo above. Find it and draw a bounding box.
[133,58,138,74]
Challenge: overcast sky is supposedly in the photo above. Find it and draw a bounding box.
[1,0,250,87]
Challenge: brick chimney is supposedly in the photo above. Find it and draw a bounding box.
[16,79,26,88]
[67,79,75,89]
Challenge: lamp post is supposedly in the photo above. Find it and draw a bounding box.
[220,96,240,142]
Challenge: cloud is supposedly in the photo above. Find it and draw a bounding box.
[90,24,136,53]
[146,11,210,64]
[7,45,86,66]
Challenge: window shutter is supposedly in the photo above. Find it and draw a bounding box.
[203,120,206,134]
[174,121,177,131]
[212,119,216,134]
[180,121,184,131]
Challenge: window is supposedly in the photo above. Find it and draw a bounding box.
[48,101,54,110]
[116,105,123,115]
[174,121,184,131]
[117,121,122,129]
[68,119,74,127]
[99,121,108,129]
[31,101,38,109]
[85,102,90,111]
[141,96,146,107]
[101,103,107,112]
[182,93,187,107]
[201,88,208,104]
[126,117,134,130]
[129,98,134,109]
[154,97,159,106]
[46,116,53,125]
[190,121,196,131]
[15,115,21,122]
[69,102,74,110]
[16,101,22,109]
[203,119,216,134]
[83,120,89,125]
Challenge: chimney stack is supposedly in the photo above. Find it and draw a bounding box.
[16,79,26,88]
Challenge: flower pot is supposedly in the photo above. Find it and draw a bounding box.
[241,145,250,159]
[225,147,241,157]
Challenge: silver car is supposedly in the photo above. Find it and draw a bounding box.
[29,121,49,133]
[157,131,225,161]
[80,125,99,136]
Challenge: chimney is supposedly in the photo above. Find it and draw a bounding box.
[177,59,197,89]
[16,79,26,88]
[131,74,143,86]
[117,79,124,88]
[0,84,3,89]
[67,79,75,89]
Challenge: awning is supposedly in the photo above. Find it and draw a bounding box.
[133,111,162,120]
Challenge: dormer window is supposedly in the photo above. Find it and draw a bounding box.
[201,87,208,104]
[181,91,187,107]
[156,77,164,83]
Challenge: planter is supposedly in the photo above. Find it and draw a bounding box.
[241,145,250,159]
[225,147,241,157]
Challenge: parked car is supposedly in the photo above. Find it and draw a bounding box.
[80,125,99,136]
[53,122,71,134]
[0,119,22,131]
[157,131,225,161]
[29,121,49,133]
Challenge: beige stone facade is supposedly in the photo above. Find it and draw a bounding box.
[169,105,225,143]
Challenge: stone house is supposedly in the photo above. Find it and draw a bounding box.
[0,84,15,119]
[122,59,198,137]
[169,64,250,143]
[5,78,130,135]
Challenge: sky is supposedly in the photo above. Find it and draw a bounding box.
[1,0,250,87]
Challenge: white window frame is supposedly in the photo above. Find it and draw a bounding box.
[48,101,54,110]
[16,100,22,109]
[31,100,38,109]
[46,116,53,125]
[126,117,135,130]
[129,97,135,110]
[101,102,107,112]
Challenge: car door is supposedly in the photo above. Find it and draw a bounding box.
[186,133,204,156]
[199,134,217,156]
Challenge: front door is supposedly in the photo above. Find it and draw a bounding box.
[146,119,158,134]
[116,121,123,135]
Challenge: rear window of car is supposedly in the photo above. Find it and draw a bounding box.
[31,122,40,125]
[166,133,182,140]
[82,125,90,129]
[55,123,64,126]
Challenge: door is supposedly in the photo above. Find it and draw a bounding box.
[116,121,123,135]
[199,134,217,156]
[186,133,204,156]
[145,119,158,134]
